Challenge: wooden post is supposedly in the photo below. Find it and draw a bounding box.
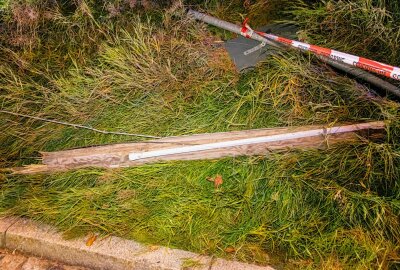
[10,121,385,174]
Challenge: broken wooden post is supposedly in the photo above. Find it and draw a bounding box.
[10,121,385,174]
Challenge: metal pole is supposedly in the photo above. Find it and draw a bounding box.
[318,56,400,98]
[187,9,280,47]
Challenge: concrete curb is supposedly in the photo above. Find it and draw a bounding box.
[1,217,275,270]
[0,248,89,269]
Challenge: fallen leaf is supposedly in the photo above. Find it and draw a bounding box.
[225,246,236,253]
[206,175,223,189]
[86,233,97,247]
[214,175,223,188]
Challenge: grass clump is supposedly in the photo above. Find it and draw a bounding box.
[73,13,229,99]
[1,0,400,269]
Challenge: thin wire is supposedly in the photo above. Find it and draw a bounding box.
[0,110,200,145]
[1,110,163,139]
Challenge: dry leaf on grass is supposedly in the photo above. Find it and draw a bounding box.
[207,174,223,189]
[224,246,236,253]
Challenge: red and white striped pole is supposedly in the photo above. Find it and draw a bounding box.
[261,33,400,81]
[240,24,400,81]
[238,19,400,81]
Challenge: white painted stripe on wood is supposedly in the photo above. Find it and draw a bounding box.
[129,122,380,160]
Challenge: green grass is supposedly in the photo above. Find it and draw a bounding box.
[1,0,400,269]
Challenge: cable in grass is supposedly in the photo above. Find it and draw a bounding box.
[0,110,162,139]
[0,110,203,145]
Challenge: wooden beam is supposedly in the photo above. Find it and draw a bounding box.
[10,121,385,174]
